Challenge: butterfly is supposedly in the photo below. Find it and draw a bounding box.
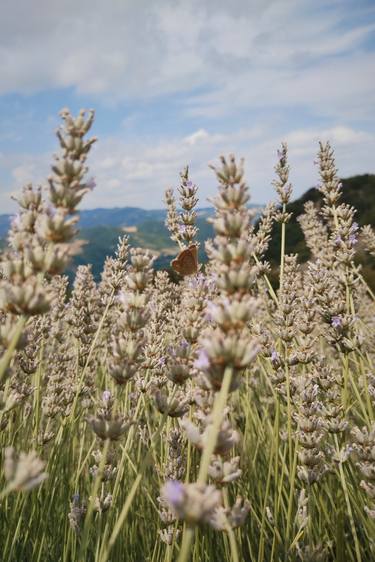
[171,244,198,276]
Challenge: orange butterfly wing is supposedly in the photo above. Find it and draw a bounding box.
[171,244,198,276]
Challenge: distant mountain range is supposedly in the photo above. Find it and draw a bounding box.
[0,206,164,238]
[0,204,260,280]
[0,206,227,238]
[1,175,374,286]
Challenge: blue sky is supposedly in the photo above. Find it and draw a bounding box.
[0,0,374,213]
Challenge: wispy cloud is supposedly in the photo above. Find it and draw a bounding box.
[0,0,374,212]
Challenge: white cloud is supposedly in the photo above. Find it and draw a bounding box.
[184,129,211,146]
[0,0,373,120]
[0,0,374,213]
[81,124,375,209]
[1,122,374,214]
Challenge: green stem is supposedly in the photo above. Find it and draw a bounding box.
[177,527,195,562]
[334,435,362,562]
[177,367,233,562]
[223,487,240,562]
[279,203,287,291]
[99,396,175,562]
[0,315,27,383]
[252,253,279,306]
[197,367,233,484]
[78,438,110,560]
[68,291,114,423]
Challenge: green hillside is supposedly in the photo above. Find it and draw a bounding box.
[1,175,374,284]
[69,216,215,281]
[263,173,375,286]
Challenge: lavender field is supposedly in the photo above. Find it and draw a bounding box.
[0,108,374,561]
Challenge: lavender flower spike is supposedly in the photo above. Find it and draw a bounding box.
[194,349,210,371]
[331,316,342,329]
[162,480,185,510]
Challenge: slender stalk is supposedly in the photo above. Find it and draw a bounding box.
[99,394,175,562]
[177,527,195,562]
[0,315,27,383]
[223,488,240,562]
[78,439,110,560]
[334,435,362,562]
[68,290,115,423]
[177,367,233,562]
[279,204,287,291]
[197,367,233,484]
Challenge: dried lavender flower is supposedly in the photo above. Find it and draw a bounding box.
[3,447,48,493]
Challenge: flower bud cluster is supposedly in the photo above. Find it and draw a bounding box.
[68,494,87,534]
[250,202,277,260]
[298,201,330,263]
[307,260,360,352]
[196,155,259,390]
[99,236,129,297]
[108,248,154,384]
[3,446,47,494]
[361,225,375,257]
[351,424,375,518]
[315,361,347,434]
[164,166,199,248]
[273,143,293,208]
[164,156,255,541]
[67,265,101,367]
[316,141,342,220]
[87,390,133,441]
[0,109,95,319]
[294,374,328,485]
[161,480,221,526]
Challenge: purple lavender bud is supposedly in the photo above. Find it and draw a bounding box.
[117,291,130,307]
[148,301,157,313]
[352,222,359,232]
[166,345,175,357]
[186,180,193,187]
[271,350,280,364]
[277,151,286,166]
[335,236,343,246]
[47,203,57,217]
[188,273,204,289]
[86,177,96,190]
[349,234,358,246]
[162,480,185,509]
[194,349,210,371]
[222,297,231,311]
[178,225,187,234]
[180,339,189,349]
[102,390,111,403]
[205,301,219,322]
[158,356,166,367]
[331,316,342,329]
[188,277,198,289]
[11,213,22,229]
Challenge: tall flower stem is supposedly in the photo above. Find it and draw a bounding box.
[98,391,176,562]
[68,290,115,423]
[197,367,234,484]
[279,204,287,291]
[177,367,233,562]
[177,526,195,562]
[0,315,27,383]
[78,438,110,560]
